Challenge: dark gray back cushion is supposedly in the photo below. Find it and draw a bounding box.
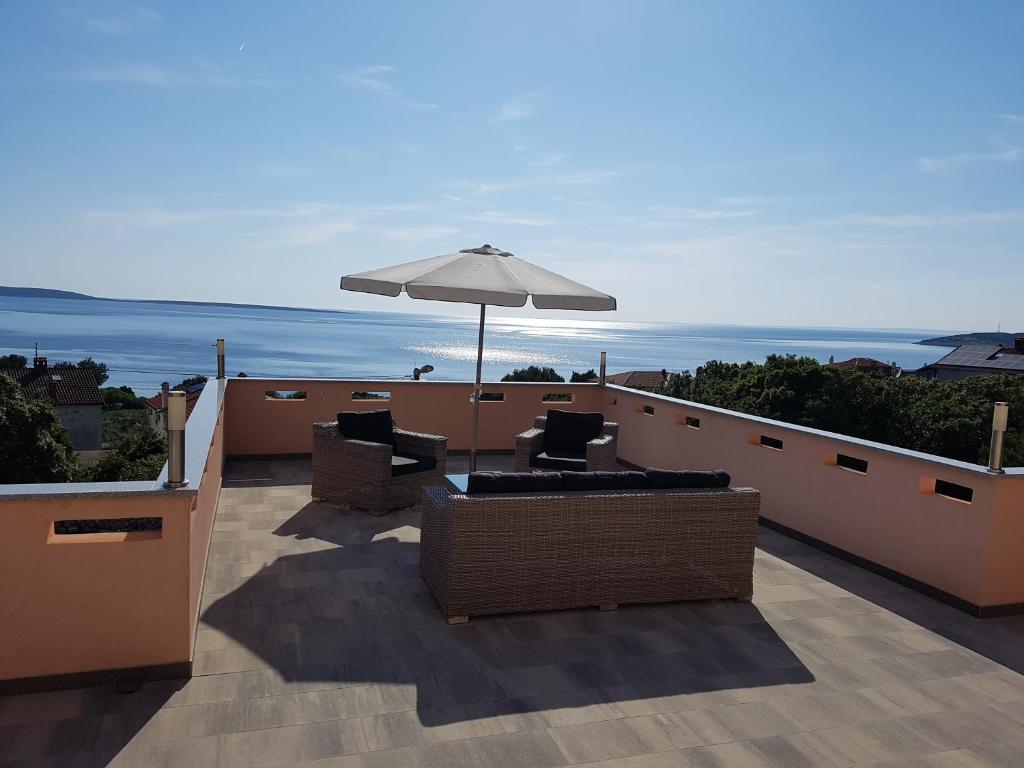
[562,471,647,491]
[337,409,394,448]
[542,409,604,454]
[645,468,731,489]
[466,471,563,495]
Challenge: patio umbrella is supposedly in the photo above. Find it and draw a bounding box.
[341,244,616,470]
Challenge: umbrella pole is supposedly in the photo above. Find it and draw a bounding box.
[469,304,486,472]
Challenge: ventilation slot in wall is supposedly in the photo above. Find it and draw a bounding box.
[352,391,391,401]
[476,392,505,402]
[265,390,307,400]
[835,453,868,474]
[54,518,162,535]
[542,393,573,402]
[759,435,783,450]
[685,416,701,429]
[933,479,973,503]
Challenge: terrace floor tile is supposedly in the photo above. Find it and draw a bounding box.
[2,456,1023,767]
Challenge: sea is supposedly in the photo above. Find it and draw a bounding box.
[0,296,956,395]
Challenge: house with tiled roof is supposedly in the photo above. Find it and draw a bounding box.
[606,370,668,389]
[826,356,898,377]
[918,339,1024,381]
[144,381,205,435]
[0,356,103,449]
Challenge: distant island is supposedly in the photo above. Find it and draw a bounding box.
[0,286,348,316]
[917,332,1023,347]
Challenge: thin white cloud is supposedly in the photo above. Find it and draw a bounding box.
[998,114,1024,123]
[496,93,539,121]
[847,210,1024,227]
[918,142,1021,173]
[718,196,783,206]
[265,217,361,247]
[337,65,437,110]
[253,162,312,179]
[78,3,158,35]
[531,153,565,168]
[378,225,460,242]
[461,211,554,227]
[640,206,757,228]
[451,170,618,195]
[69,60,265,88]
[82,204,323,228]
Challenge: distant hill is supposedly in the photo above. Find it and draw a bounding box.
[0,286,96,300]
[918,332,1022,347]
[0,285,346,315]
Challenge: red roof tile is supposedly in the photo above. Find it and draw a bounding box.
[0,366,103,406]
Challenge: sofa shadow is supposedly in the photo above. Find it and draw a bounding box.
[755,524,1024,676]
[200,500,814,728]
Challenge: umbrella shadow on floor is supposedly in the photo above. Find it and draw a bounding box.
[199,500,814,727]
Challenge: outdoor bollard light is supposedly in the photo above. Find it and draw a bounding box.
[600,351,607,385]
[988,401,1009,473]
[164,390,189,488]
[216,338,226,379]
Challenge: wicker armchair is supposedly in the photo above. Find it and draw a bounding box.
[515,413,619,472]
[311,419,446,515]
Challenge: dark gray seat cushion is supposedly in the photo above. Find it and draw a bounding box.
[338,409,394,447]
[466,471,563,494]
[542,409,604,454]
[562,471,647,491]
[531,450,587,471]
[645,468,731,489]
[390,453,437,477]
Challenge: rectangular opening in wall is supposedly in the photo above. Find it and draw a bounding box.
[836,453,868,473]
[934,479,973,503]
[759,435,783,450]
[642,404,655,415]
[542,393,573,402]
[352,391,391,401]
[54,518,162,535]
[476,392,504,402]
[685,416,701,429]
[265,390,307,400]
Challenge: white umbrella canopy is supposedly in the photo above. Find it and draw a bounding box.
[341,244,616,310]
[341,245,617,470]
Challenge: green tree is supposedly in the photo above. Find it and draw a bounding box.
[0,374,76,483]
[570,369,598,383]
[653,355,1024,466]
[173,374,208,390]
[0,353,27,368]
[84,422,166,482]
[501,366,565,383]
[54,357,109,385]
[100,385,146,410]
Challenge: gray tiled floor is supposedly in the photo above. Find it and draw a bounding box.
[2,456,1024,767]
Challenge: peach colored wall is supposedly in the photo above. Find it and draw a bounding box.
[605,386,1024,609]
[0,493,195,681]
[188,402,224,652]
[224,378,604,455]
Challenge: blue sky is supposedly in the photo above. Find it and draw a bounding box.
[1,1,1022,329]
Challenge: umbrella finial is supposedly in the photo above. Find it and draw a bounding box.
[460,244,512,257]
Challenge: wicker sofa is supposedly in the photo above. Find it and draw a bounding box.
[421,470,760,623]
[312,411,446,515]
[514,410,619,472]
